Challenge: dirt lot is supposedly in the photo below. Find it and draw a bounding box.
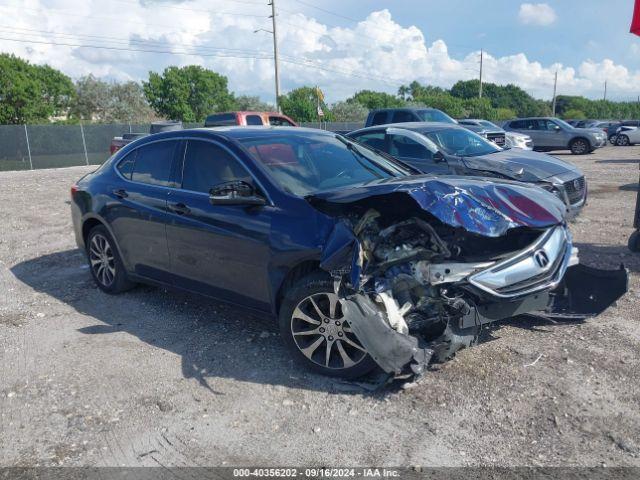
[1,146,639,467]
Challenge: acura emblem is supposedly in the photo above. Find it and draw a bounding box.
[533,250,550,268]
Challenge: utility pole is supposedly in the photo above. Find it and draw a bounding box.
[479,49,483,98]
[551,70,558,116]
[603,80,607,101]
[269,0,281,112]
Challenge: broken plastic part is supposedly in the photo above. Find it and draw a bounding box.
[341,295,433,375]
[545,264,628,318]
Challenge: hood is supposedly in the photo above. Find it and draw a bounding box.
[576,127,605,136]
[461,149,578,182]
[307,176,566,238]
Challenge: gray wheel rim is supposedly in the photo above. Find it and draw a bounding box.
[573,140,587,154]
[618,135,629,146]
[291,292,367,370]
[89,234,116,287]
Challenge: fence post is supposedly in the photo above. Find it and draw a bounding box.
[24,124,33,170]
[80,123,89,165]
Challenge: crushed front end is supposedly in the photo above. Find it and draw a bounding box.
[310,178,628,378]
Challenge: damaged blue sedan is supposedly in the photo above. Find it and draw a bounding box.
[70,127,628,379]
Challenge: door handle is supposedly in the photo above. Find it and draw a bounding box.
[113,188,128,198]
[169,202,191,215]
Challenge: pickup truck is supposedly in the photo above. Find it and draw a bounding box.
[109,121,183,155]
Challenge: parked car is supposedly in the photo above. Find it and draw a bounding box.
[614,126,640,146]
[608,120,640,144]
[109,121,183,155]
[204,111,297,127]
[457,119,506,147]
[505,131,534,150]
[365,108,456,127]
[503,117,607,154]
[70,127,627,379]
[347,122,587,216]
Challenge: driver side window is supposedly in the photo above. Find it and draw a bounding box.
[181,140,253,194]
[388,134,431,160]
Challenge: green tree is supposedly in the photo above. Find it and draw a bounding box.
[0,53,74,124]
[279,86,332,122]
[70,75,157,123]
[143,65,235,122]
[234,95,275,111]
[329,101,368,122]
[348,90,404,110]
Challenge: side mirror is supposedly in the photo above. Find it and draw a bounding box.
[433,151,446,163]
[209,181,266,206]
[553,125,561,131]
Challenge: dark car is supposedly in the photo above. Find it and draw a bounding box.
[607,120,640,143]
[457,118,506,147]
[347,122,587,217]
[365,108,456,127]
[70,127,627,379]
[503,117,607,154]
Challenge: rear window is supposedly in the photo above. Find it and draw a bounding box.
[268,116,295,126]
[246,115,264,126]
[130,141,177,186]
[417,109,456,124]
[370,111,388,126]
[205,113,237,127]
[391,111,416,123]
[509,120,525,129]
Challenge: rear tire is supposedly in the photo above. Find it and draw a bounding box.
[616,135,630,147]
[278,272,377,378]
[86,225,135,294]
[570,138,590,155]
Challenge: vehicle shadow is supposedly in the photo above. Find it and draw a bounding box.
[573,242,640,273]
[12,245,634,396]
[10,249,386,396]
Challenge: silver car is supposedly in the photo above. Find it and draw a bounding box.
[503,117,607,155]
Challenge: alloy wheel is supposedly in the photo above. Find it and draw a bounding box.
[290,292,368,370]
[89,234,116,287]
[572,139,588,154]
[617,135,630,146]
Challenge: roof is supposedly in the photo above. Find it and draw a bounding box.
[370,107,441,113]
[351,122,464,135]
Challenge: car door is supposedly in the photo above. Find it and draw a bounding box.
[106,139,179,282]
[385,128,450,174]
[165,138,273,311]
[539,119,566,148]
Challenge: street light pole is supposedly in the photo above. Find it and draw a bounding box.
[479,49,483,98]
[270,0,281,112]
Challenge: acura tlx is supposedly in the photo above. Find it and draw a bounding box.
[70,127,628,379]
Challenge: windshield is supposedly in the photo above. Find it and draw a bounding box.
[479,120,500,130]
[553,118,574,129]
[423,127,501,157]
[417,109,457,124]
[238,133,407,196]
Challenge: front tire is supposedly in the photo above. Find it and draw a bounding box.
[86,225,134,294]
[278,272,377,378]
[570,138,590,155]
[629,231,640,253]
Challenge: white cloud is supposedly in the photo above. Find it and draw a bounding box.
[0,1,637,103]
[518,3,557,26]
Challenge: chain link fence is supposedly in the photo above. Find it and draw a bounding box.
[0,122,364,172]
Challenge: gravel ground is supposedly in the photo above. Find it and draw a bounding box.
[0,146,639,467]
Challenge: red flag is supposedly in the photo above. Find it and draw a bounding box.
[632,0,640,35]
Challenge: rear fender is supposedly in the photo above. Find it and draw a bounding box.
[545,264,628,318]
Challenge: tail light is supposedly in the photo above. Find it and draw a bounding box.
[71,184,79,197]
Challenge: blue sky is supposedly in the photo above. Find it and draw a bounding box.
[294,0,639,69]
[1,0,639,101]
